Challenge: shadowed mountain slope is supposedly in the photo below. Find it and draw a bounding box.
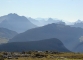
[0,38,70,52]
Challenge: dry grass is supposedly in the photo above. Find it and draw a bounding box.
[4,52,83,60]
[5,57,83,60]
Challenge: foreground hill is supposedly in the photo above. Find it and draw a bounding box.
[0,13,37,33]
[9,23,83,51]
[0,28,17,44]
[0,38,70,52]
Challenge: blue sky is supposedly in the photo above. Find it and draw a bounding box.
[0,0,83,22]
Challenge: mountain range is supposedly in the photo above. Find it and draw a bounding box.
[9,23,83,51]
[1,13,83,52]
[29,17,65,26]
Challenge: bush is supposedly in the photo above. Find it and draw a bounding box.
[0,57,4,60]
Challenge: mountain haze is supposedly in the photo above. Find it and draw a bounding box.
[71,20,83,28]
[29,17,65,26]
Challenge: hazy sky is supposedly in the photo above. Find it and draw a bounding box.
[0,0,83,22]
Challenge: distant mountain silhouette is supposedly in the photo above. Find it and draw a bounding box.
[28,17,42,26]
[9,23,83,51]
[46,18,65,25]
[0,38,70,52]
[71,20,83,28]
[0,13,37,33]
[0,28,17,44]
[29,17,65,26]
